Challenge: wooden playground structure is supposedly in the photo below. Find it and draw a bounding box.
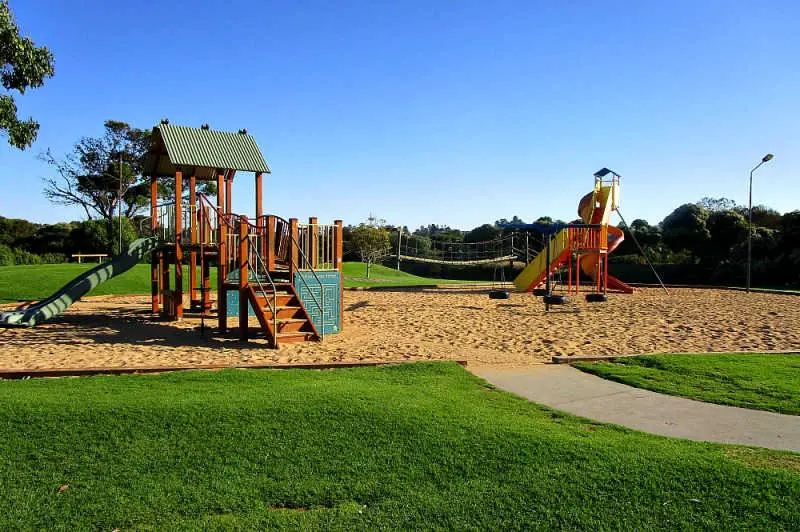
[144,122,343,347]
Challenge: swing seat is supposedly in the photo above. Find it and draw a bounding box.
[489,289,511,300]
[585,293,608,303]
[532,288,548,296]
[543,294,568,305]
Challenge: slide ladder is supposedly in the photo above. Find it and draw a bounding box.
[0,237,160,327]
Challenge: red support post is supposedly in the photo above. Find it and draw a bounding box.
[189,172,198,306]
[225,171,233,215]
[151,251,159,314]
[255,172,263,220]
[174,168,183,319]
[150,175,159,313]
[239,217,249,341]
[217,169,227,333]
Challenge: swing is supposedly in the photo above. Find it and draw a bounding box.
[489,262,510,299]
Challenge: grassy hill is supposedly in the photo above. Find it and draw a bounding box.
[342,262,467,288]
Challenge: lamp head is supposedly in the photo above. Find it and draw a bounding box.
[762,153,774,163]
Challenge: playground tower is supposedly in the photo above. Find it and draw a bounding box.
[144,123,343,347]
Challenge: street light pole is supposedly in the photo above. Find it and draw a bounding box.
[118,149,123,255]
[747,153,774,293]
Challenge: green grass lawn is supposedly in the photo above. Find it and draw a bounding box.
[574,353,800,415]
[0,363,797,529]
[0,262,468,302]
[0,263,212,302]
[342,262,468,288]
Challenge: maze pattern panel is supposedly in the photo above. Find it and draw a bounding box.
[294,271,341,334]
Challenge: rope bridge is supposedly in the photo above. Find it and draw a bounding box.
[393,234,520,265]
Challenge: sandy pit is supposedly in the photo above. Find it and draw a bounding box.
[1,287,799,371]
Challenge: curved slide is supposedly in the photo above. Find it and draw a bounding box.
[0,237,159,327]
[514,185,632,293]
[577,190,633,293]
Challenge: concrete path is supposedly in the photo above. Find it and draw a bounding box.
[471,365,800,452]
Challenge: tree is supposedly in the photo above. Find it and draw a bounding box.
[41,120,152,252]
[661,203,711,260]
[464,223,500,243]
[494,215,525,226]
[0,215,39,246]
[0,1,55,149]
[706,210,748,260]
[733,205,783,230]
[39,120,217,253]
[697,197,737,212]
[350,223,390,279]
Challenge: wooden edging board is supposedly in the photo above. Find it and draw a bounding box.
[0,360,469,380]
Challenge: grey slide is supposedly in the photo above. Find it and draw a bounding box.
[0,237,159,327]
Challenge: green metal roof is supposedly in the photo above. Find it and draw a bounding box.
[146,124,271,178]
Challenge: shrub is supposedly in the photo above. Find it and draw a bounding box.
[0,244,14,266]
[12,248,42,265]
[39,253,67,264]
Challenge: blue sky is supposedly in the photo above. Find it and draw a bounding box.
[3,0,798,230]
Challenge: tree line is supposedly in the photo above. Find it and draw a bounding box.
[340,198,799,287]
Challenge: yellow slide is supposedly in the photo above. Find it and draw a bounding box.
[513,228,571,292]
[513,179,631,293]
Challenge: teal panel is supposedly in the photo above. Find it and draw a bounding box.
[294,271,341,335]
[226,289,255,318]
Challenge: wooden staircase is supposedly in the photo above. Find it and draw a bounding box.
[246,278,321,346]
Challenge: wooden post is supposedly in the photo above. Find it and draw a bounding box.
[189,172,198,306]
[255,172,264,260]
[202,255,211,314]
[267,215,276,271]
[239,217,249,341]
[150,175,159,313]
[151,250,159,314]
[289,218,299,279]
[174,168,183,319]
[225,173,233,215]
[217,169,227,333]
[159,250,169,314]
[255,172,263,219]
[309,217,318,269]
[334,219,343,331]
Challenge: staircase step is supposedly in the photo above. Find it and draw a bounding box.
[276,318,314,333]
[259,305,304,320]
[276,331,318,343]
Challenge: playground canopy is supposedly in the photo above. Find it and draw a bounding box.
[144,123,271,180]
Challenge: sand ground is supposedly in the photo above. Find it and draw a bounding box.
[1,288,799,370]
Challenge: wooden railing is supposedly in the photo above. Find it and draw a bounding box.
[298,221,338,270]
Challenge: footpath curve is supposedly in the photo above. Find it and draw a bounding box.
[471,364,800,452]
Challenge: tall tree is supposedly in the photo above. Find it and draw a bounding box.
[0,1,55,149]
[706,210,748,261]
[661,203,711,260]
[464,223,501,243]
[41,120,151,252]
[697,197,737,212]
